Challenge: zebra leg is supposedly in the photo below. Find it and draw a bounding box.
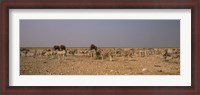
[109,56,112,61]
[101,55,104,61]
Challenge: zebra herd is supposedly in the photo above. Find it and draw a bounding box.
[20,44,180,62]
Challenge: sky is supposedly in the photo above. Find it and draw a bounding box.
[20,20,180,48]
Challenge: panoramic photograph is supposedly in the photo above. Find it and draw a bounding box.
[20,20,180,75]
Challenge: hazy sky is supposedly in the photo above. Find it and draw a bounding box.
[20,20,180,48]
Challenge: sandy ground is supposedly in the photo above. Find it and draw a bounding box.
[20,52,180,75]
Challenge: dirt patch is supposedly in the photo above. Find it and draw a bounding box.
[20,48,180,75]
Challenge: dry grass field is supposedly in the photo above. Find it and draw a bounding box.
[20,47,180,75]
